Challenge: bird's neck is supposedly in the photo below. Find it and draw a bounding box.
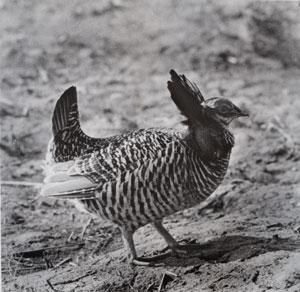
[184,119,235,159]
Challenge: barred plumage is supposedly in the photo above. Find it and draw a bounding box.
[41,70,248,264]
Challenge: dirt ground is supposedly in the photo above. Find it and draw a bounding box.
[1,0,300,291]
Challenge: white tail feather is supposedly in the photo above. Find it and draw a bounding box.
[43,172,82,183]
[51,161,75,172]
[41,176,96,197]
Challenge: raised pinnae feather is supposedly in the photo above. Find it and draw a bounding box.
[168,69,205,123]
[181,74,205,103]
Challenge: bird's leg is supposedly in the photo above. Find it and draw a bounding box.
[121,228,137,260]
[153,221,203,255]
[152,221,178,249]
[121,228,171,266]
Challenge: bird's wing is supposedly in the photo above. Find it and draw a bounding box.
[41,129,183,199]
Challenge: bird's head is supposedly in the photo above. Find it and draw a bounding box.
[203,97,248,126]
[167,70,248,127]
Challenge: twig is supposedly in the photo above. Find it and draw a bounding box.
[53,270,97,286]
[44,257,54,268]
[54,257,72,268]
[91,241,102,255]
[67,232,74,243]
[80,217,92,240]
[146,283,155,292]
[1,181,43,188]
[46,279,59,292]
[158,271,177,292]
[2,266,45,273]
[75,255,79,266]
[12,243,84,259]
[104,284,112,292]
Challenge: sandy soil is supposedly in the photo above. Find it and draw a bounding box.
[1,0,300,291]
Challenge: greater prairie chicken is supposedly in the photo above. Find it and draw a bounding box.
[41,70,248,265]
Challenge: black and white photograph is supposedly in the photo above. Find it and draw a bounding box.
[1,0,300,291]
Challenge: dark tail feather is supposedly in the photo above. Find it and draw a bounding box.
[52,86,79,137]
[51,87,98,162]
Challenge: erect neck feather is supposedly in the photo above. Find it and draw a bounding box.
[184,118,235,158]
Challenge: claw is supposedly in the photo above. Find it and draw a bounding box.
[130,251,173,266]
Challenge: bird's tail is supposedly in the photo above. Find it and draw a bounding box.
[41,161,97,199]
[50,86,97,162]
[52,86,80,139]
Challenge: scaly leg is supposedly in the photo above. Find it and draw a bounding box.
[153,221,203,255]
[152,221,178,248]
[121,228,137,260]
[121,227,171,266]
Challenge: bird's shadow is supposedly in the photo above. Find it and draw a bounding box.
[144,235,300,267]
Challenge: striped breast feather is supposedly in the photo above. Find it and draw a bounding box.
[41,129,184,199]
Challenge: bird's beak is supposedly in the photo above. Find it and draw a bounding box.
[238,109,249,117]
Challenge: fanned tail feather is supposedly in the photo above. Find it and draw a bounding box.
[41,161,97,199]
[52,86,79,137]
[50,86,99,162]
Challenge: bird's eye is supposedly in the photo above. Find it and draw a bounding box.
[218,107,229,113]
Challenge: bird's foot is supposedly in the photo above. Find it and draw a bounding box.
[130,252,172,266]
[128,244,205,265]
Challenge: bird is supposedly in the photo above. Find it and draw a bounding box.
[41,69,248,265]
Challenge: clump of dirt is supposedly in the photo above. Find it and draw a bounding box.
[1,0,300,291]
